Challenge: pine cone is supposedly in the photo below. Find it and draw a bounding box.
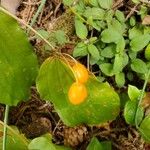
[63,125,88,147]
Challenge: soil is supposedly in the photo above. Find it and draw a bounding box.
[0,0,150,149]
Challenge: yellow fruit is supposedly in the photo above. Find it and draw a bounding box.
[68,82,87,105]
[72,63,89,83]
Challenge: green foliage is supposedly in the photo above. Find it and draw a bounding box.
[28,134,71,150]
[139,115,150,142]
[0,11,38,106]
[98,0,113,9]
[145,44,150,61]
[124,85,144,125]
[37,29,68,51]
[75,18,88,39]
[71,0,150,88]
[36,57,120,126]
[87,137,112,150]
[124,100,144,125]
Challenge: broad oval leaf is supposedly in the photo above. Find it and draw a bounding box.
[83,7,105,20]
[36,57,120,126]
[128,85,140,101]
[124,100,144,125]
[99,63,114,76]
[0,11,38,106]
[131,59,148,74]
[73,42,88,57]
[75,18,88,39]
[101,27,122,43]
[98,0,113,9]
[115,72,125,88]
[88,44,100,61]
[130,34,150,52]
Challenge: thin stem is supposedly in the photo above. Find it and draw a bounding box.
[0,7,55,50]
[2,105,9,150]
[27,0,47,33]
[0,121,29,146]
[135,70,150,127]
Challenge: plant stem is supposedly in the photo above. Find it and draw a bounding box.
[135,69,150,127]
[27,0,47,33]
[2,105,9,150]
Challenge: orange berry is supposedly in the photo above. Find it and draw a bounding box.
[72,63,89,83]
[68,82,88,105]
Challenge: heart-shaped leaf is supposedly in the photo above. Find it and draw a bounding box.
[36,57,120,126]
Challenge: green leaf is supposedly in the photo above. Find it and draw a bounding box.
[128,85,140,101]
[0,11,38,106]
[116,37,125,53]
[36,58,120,126]
[54,30,67,45]
[87,17,101,31]
[101,44,116,58]
[115,72,125,88]
[132,0,140,3]
[87,137,112,150]
[99,63,114,76]
[75,18,88,39]
[113,54,124,74]
[87,137,102,150]
[128,50,137,60]
[0,124,29,150]
[63,0,73,6]
[124,100,144,125]
[83,7,105,20]
[111,19,126,34]
[145,44,150,61]
[122,53,129,68]
[73,42,88,57]
[101,27,122,43]
[131,59,148,74]
[129,26,143,39]
[37,29,50,39]
[88,44,100,61]
[89,0,99,6]
[28,134,71,150]
[129,16,136,26]
[115,10,125,23]
[139,115,150,142]
[130,34,150,51]
[98,0,113,9]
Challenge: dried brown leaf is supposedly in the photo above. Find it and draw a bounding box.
[142,15,150,25]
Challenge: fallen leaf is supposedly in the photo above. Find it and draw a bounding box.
[142,15,150,25]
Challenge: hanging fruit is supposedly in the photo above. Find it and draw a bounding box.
[72,62,89,83]
[68,82,88,105]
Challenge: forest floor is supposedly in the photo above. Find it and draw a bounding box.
[0,0,150,149]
